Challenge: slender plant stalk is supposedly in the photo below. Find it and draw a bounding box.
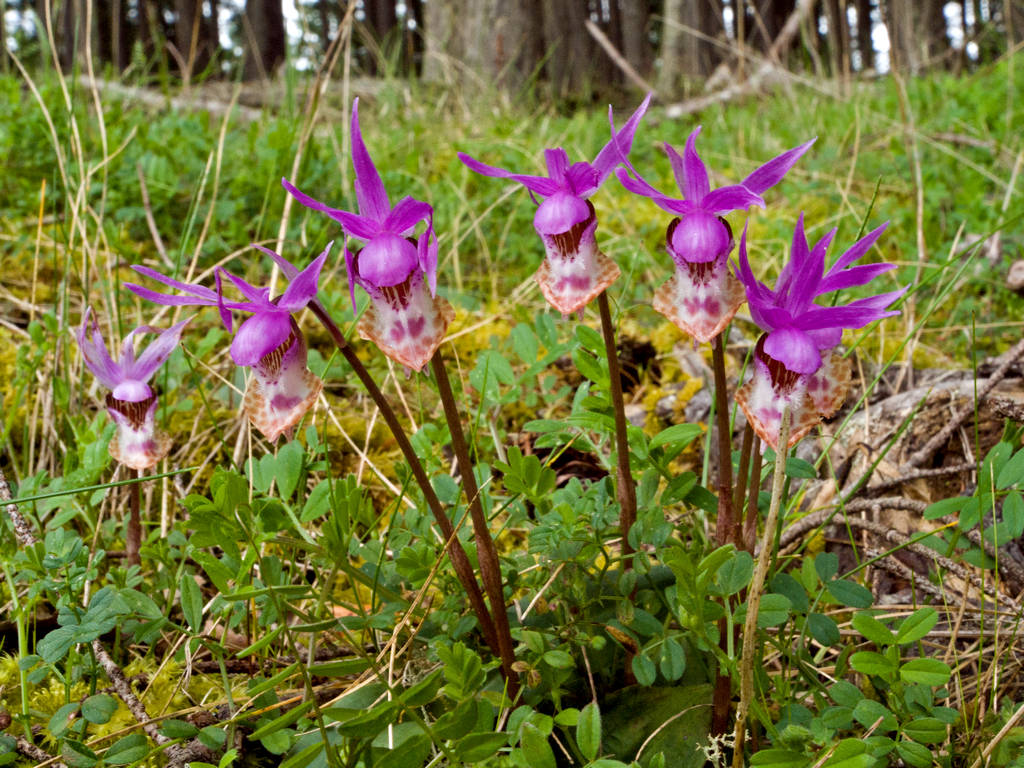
[126,469,142,566]
[710,333,736,735]
[732,424,755,550]
[596,291,637,566]
[431,352,518,695]
[308,303,502,657]
[711,334,734,545]
[734,409,791,767]
[743,446,765,553]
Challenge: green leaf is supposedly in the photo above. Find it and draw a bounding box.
[274,440,305,499]
[823,739,873,768]
[61,740,98,768]
[715,552,753,595]
[815,553,839,582]
[785,457,817,479]
[650,424,703,450]
[1006,491,1024,538]
[48,702,79,738]
[756,593,792,628]
[895,607,938,645]
[896,740,933,768]
[454,732,509,763]
[749,748,810,768]
[401,669,443,707]
[575,324,604,353]
[827,579,874,608]
[81,694,117,725]
[851,699,897,732]
[180,573,204,633]
[828,681,863,708]
[376,734,432,768]
[849,651,897,678]
[631,652,657,687]
[851,612,896,647]
[543,650,575,669]
[520,722,557,768]
[806,613,840,646]
[104,733,150,765]
[159,719,200,739]
[577,702,601,762]
[923,496,971,520]
[997,447,1024,489]
[659,637,686,682]
[901,717,947,744]
[899,658,951,686]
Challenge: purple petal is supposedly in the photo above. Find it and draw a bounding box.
[789,223,834,309]
[808,327,843,350]
[129,265,219,301]
[701,185,765,214]
[742,137,815,194]
[230,309,294,367]
[128,318,190,383]
[221,268,272,306]
[282,178,381,240]
[418,223,439,297]
[764,326,822,374]
[818,262,896,294]
[124,283,215,308]
[458,152,561,196]
[544,148,570,186]
[385,196,433,236]
[78,308,122,390]
[827,222,889,274]
[214,269,234,332]
[565,162,600,198]
[735,224,773,306]
[252,243,300,281]
[675,129,710,201]
[344,240,358,313]
[350,98,391,222]
[534,192,591,236]
[795,289,905,331]
[592,92,652,182]
[279,244,329,312]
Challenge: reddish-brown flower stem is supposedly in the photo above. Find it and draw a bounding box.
[744,447,764,553]
[307,303,502,658]
[431,352,519,696]
[731,423,755,550]
[597,291,637,567]
[711,333,736,736]
[126,469,142,567]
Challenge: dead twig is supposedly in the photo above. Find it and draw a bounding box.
[583,19,656,95]
[904,336,1024,468]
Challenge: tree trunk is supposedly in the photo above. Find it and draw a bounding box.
[886,0,946,73]
[242,0,286,80]
[617,0,653,76]
[749,0,797,54]
[541,0,593,98]
[854,0,874,70]
[658,0,723,94]
[423,0,543,92]
[823,0,851,76]
[59,0,85,70]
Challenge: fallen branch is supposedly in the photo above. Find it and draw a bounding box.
[584,19,656,95]
[904,336,1024,468]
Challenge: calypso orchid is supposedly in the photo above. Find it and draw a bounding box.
[458,94,651,317]
[616,129,814,342]
[126,244,330,442]
[282,99,450,373]
[734,214,905,449]
[77,308,189,470]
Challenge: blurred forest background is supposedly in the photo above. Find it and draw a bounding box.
[2,0,1022,97]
